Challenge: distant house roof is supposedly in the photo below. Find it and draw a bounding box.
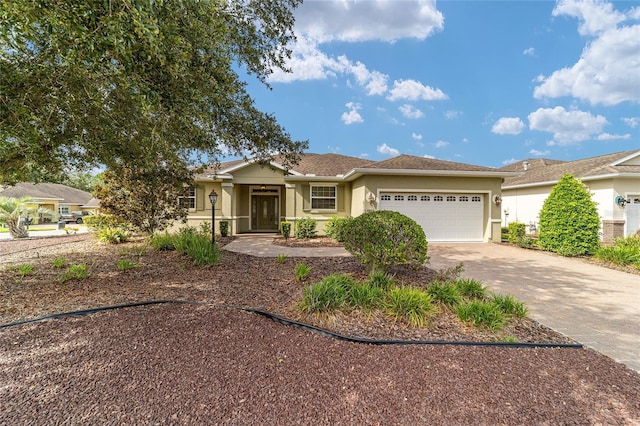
[0,183,94,205]
[501,150,640,188]
[196,153,518,181]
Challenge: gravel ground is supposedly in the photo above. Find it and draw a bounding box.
[1,236,639,424]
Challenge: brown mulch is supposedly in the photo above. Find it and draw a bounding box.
[1,235,639,424]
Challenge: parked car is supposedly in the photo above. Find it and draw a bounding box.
[60,211,92,224]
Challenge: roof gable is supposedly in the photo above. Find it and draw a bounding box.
[0,183,93,204]
[368,154,497,172]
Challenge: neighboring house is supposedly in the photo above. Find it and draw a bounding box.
[0,182,96,223]
[186,153,519,242]
[500,150,640,243]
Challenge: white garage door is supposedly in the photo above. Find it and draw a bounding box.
[626,196,640,236]
[378,193,484,242]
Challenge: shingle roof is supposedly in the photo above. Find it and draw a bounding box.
[0,183,94,205]
[362,154,497,172]
[288,153,375,176]
[502,150,640,187]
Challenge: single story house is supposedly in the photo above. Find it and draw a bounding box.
[0,182,96,223]
[186,153,519,242]
[499,150,640,243]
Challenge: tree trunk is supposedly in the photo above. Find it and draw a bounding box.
[6,217,28,238]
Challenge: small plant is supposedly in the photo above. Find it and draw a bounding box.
[455,278,487,300]
[275,254,287,264]
[117,259,139,271]
[433,263,464,282]
[219,220,229,237]
[426,281,461,307]
[98,227,129,244]
[294,262,312,281]
[348,283,385,311]
[515,235,537,249]
[299,274,354,313]
[384,286,433,327]
[501,335,519,343]
[294,217,317,239]
[456,300,504,330]
[52,257,67,268]
[198,221,212,236]
[280,221,292,239]
[183,233,220,265]
[60,263,90,282]
[366,270,395,291]
[492,294,528,318]
[16,263,34,277]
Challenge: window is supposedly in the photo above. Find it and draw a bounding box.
[434,195,443,202]
[58,206,70,215]
[471,196,481,202]
[446,196,456,202]
[394,195,404,201]
[381,194,391,201]
[459,196,469,202]
[408,195,417,201]
[421,195,430,202]
[179,187,196,210]
[311,185,336,210]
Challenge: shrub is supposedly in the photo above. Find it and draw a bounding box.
[426,281,461,307]
[294,217,317,239]
[515,235,537,249]
[324,216,354,242]
[299,274,354,313]
[149,232,175,251]
[456,300,504,330]
[384,286,433,327]
[98,227,130,244]
[348,283,385,311]
[538,174,600,256]
[280,221,292,239]
[366,270,395,291]
[507,222,526,244]
[83,214,127,233]
[492,294,528,318]
[182,233,220,265]
[342,210,428,273]
[595,245,640,267]
[433,263,464,282]
[219,220,229,237]
[294,262,312,281]
[455,278,487,300]
[198,221,212,236]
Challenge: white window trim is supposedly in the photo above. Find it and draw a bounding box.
[310,184,337,211]
[179,187,197,212]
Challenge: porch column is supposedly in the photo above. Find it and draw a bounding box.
[221,182,234,235]
[284,183,297,222]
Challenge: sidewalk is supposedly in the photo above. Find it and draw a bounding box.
[224,234,350,258]
[0,225,89,240]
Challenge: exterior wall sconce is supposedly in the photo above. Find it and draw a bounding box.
[615,195,630,208]
[260,184,266,190]
[493,194,502,205]
[366,191,376,205]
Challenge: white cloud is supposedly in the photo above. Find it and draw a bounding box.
[528,106,608,144]
[377,143,400,156]
[596,133,631,141]
[387,79,448,101]
[423,154,436,159]
[341,102,364,125]
[462,137,470,143]
[529,149,551,156]
[294,0,444,43]
[444,110,461,120]
[622,117,639,128]
[523,47,535,56]
[412,132,423,140]
[434,140,449,148]
[399,104,424,119]
[492,117,525,135]
[502,158,519,166]
[534,3,640,105]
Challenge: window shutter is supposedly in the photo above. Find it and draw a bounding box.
[196,186,205,211]
[303,185,310,211]
[337,185,344,212]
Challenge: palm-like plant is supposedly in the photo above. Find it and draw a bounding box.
[0,197,52,238]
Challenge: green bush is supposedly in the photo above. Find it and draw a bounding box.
[98,227,130,244]
[83,214,127,233]
[595,244,640,267]
[324,216,353,242]
[456,300,504,330]
[149,227,220,265]
[342,210,428,273]
[515,235,537,249]
[491,294,528,318]
[294,217,317,239]
[538,174,600,256]
[384,286,433,327]
[366,270,395,291]
[426,281,461,307]
[280,221,291,239]
[455,278,487,300]
[219,220,229,237]
[507,222,526,244]
[149,232,175,251]
[299,274,354,313]
[348,283,385,311]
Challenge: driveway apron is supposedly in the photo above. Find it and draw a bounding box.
[429,243,640,372]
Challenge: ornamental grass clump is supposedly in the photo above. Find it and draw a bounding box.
[299,274,355,313]
[491,294,528,318]
[426,281,462,307]
[456,300,504,330]
[455,278,487,300]
[366,270,395,291]
[348,283,385,311]
[595,235,640,269]
[384,286,434,328]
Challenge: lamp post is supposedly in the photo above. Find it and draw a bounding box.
[208,189,218,244]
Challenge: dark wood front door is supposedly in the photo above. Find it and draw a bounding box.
[252,195,279,231]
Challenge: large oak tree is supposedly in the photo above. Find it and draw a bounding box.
[0,0,307,184]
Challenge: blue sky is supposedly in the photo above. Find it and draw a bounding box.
[243,0,639,168]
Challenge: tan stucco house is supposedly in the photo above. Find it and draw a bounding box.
[500,150,640,243]
[186,153,518,242]
[0,182,96,223]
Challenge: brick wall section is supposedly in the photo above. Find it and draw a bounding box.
[602,220,625,244]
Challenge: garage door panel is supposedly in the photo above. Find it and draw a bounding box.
[379,193,484,242]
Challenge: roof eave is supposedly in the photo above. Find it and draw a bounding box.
[347,168,521,179]
[504,172,640,189]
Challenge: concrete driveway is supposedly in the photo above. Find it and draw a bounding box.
[429,243,640,372]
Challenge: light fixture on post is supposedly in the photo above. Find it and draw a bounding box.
[208,189,218,244]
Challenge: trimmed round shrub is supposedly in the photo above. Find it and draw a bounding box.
[324,216,354,242]
[507,222,526,244]
[342,210,428,273]
[538,174,600,256]
[294,217,317,239]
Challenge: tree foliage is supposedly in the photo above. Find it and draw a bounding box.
[538,174,601,256]
[342,210,429,273]
[93,160,194,235]
[0,0,307,184]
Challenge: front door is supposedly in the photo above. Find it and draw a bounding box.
[252,195,279,231]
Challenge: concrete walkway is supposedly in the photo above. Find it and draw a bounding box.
[429,243,639,373]
[225,235,639,372]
